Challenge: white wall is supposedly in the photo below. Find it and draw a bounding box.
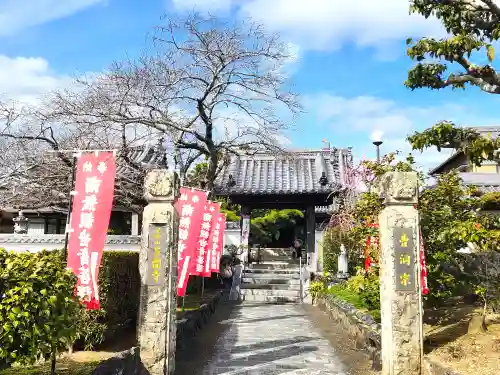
[0,234,141,253]
[0,229,240,254]
[222,228,240,252]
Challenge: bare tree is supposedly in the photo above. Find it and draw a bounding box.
[0,100,165,211]
[0,13,299,211]
[50,13,300,191]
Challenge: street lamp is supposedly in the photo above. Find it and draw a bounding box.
[371,131,384,163]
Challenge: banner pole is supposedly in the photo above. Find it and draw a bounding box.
[63,156,77,261]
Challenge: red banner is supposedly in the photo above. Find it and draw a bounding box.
[419,230,430,295]
[200,202,220,277]
[364,223,379,271]
[67,152,116,310]
[175,187,208,297]
[211,213,226,272]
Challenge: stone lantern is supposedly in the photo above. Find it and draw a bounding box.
[13,210,29,234]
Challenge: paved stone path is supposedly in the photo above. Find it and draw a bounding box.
[198,302,348,375]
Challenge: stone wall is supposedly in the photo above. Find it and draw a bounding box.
[424,358,463,375]
[314,294,382,370]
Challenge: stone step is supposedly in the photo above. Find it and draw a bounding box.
[242,277,301,285]
[251,255,293,261]
[251,248,291,255]
[242,272,300,279]
[240,288,300,298]
[239,294,301,303]
[244,268,300,275]
[249,263,300,270]
[241,283,300,291]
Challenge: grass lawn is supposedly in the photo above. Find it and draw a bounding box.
[0,360,100,375]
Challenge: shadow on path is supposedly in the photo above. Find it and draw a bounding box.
[175,300,240,375]
[179,302,352,375]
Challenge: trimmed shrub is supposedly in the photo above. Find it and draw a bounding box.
[76,251,140,349]
[0,249,82,366]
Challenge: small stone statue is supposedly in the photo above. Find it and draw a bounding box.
[13,210,29,234]
[337,244,349,279]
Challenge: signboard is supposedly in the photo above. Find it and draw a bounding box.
[67,151,116,310]
[241,214,250,246]
[393,227,416,292]
[146,224,167,286]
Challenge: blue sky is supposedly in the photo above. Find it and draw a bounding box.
[1,0,499,172]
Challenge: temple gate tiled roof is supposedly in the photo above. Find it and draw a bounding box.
[214,148,353,195]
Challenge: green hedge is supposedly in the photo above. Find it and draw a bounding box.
[0,249,82,366]
[1,248,221,353]
[76,251,140,349]
[0,249,141,351]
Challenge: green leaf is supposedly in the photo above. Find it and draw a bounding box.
[487,44,495,62]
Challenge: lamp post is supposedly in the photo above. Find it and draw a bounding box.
[371,131,384,163]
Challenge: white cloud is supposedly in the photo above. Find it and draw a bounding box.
[0,0,105,36]
[170,0,445,52]
[304,93,464,138]
[304,93,497,173]
[171,0,233,12]
[0,55,72,105]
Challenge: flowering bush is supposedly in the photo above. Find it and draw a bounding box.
[324,150,500,312]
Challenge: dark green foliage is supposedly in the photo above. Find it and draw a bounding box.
[0,249,83,366]
[407,121,500,167]
[322,228,341,274]
[184,161,208,189]
[75,251,140,349]
[406,1,500,95]
[250,209,304,245]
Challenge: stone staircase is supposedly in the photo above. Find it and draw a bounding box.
[240,248,304,303]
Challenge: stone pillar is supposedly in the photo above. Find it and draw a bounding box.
[378,172,423,375]
[137,170,179,375]
[305,205,316,268]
